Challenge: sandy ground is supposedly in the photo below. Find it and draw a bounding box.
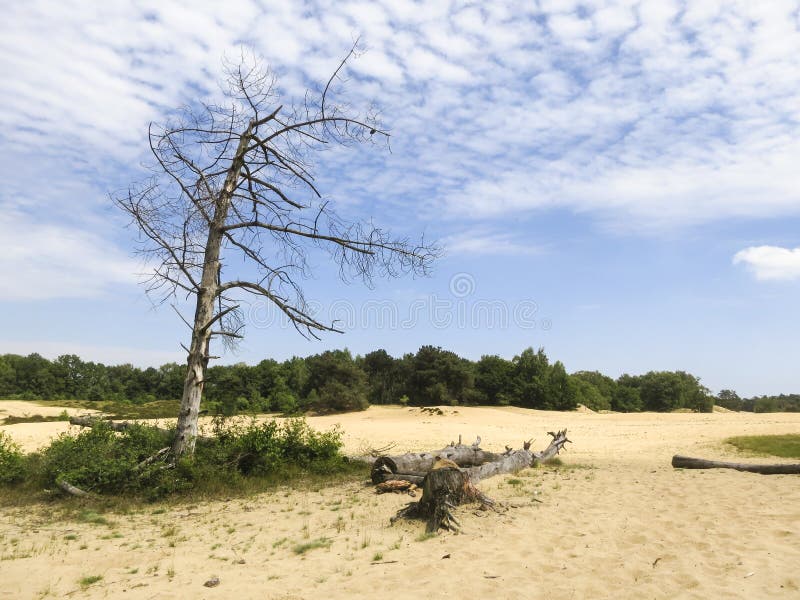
[1,403,799,599]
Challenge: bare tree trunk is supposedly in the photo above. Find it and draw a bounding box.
[672,455,800,475]
[173,125,253,458]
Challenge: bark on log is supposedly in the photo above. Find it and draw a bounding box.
[70,415,140,432]
[373,429,571,484]
[672,455,800,475]
[369,444,505,483]
[56,479,90,497]
[389,430,570,532]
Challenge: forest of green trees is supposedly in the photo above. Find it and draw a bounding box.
[1,347,796,415]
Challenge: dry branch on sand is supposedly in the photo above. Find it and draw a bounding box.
[368,430,571,532]
[671,455,800,475]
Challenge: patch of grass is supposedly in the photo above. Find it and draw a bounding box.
[372,552,383,561]
[36,399,180,420]
[415,531,437,542]
[64,533,78,541]
[2,412,70,425]
[78,574,103,589]
[726,434,800,459]
[292,537,332,555]
[77,510,112,526]
[506,478,523,486]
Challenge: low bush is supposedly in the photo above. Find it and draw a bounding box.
[1,417,356,501]
[38,421,173,494]
[202,417,345,476]
[0,432,25,484]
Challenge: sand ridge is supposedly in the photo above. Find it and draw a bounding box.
[1,403,799,599]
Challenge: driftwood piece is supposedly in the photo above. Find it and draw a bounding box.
[672,455,800,475]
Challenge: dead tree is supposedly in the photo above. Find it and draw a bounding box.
[115,45,438,458]
[384,430,571,532]
[672,455,800,475]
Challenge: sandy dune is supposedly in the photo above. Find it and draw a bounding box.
[1,404,799,599]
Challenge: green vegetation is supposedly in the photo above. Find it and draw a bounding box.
[726,434,800,459]
[0,417,364,503]
[78,575,103,589]
[0,432,25,484]
[1,411,70,425]
[715,390,800,413]
[0,346,732,415]
[292,537,332,554]
[38,399,180,420]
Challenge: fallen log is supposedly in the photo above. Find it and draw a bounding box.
[369,435,503,483]
[56,478,90,497]
[373,430,571,484]
[70,415,140,432]
[390,429,570,532]
[672,455,800,475]
[467,430,570,483]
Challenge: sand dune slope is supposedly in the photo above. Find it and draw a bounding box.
[1,405,798,599]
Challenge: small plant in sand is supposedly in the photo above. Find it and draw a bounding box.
[292,537,332,555]
[78,575,103,589]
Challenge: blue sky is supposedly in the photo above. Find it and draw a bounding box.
[1,0,800,397]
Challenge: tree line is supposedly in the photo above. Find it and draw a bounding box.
[3,346,794,414]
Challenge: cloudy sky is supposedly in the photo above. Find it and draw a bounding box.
[2,0,799,396]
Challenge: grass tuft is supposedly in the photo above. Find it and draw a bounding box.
[78,575,103,589]
[292,537,332,554]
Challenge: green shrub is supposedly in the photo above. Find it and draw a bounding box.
[0,432,25,484]
[3,416,353,501]
[38,421,173,494]
[208,417,344,476]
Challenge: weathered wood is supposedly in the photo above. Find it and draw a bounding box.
[390,429,570,532]
[370,444,505,483]
[70,415,139,432]
[56,478,90,497]
[672,455,800,475]
[374,429,571,484]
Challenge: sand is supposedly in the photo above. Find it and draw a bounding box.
[1,403,799,599]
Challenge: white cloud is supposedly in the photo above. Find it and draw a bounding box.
[1,0,800,265]
[443,230,544,256]
[733,246,800,281]
[0,212,138,300]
